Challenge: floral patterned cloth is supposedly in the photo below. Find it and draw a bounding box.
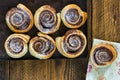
[86,39,120,80]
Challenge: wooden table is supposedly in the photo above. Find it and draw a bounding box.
[0,0,120,80]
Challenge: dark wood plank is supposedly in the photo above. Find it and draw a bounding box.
[87,0,92,52]
[9,59,87,80]
[92,0,120,41]
[0,61,9,80]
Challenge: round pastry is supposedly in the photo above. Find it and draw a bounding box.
[29,32,56,59]
[90,44,117,68]
[34,5,61,34]
[4,34,30,58]
[61,4,87,28]
[56,29,87,58]
[6,3,34,33]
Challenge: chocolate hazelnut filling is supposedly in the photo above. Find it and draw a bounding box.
[39,10,57,32]
[65,9,83,25]
[8,8,30,30]
[93,47,113,65]
[63,34,85,54]
[33,37,54,55]
[7,38,24,54]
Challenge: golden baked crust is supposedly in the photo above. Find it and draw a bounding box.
[61,4,87,28]
[34,5,61,34]
[29,32,56,59]
[4,34,30,58]
[6,3,34,33]
[56,29,87,58]
[90,44,117,68]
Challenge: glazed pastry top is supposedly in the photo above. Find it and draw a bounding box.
[7,8,30,30]
[38,9,58,32]
[93,47,113,65]
[34,5,60,34]
[62,30,86,54]
[7,37,24,54]
[32,36,54,55]
[65,8,83,25]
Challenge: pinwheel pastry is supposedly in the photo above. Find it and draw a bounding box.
[6,4,34,33]
[29,32,56,59]
[90,44,117,68]
[61,4,87,28]
[4,34,30,58]
[56,29,87,58]
[34,5,61,34]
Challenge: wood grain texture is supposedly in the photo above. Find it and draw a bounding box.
[92,0,120,42]
[9,59,87,80]
[87,0,92,52]
[0,61,9,80]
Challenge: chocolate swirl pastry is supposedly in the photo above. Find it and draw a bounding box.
[90,44,117,68]
[6,4,33,33]
[56,29,87,58]
[4,34,30,58]
[29,32,56,59]
[34,5,61,34]
[61,4,87,28]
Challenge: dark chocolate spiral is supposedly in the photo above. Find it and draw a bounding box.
[33,37,54,55]
[65,9,82,25]
[63,33,85,54]
[93,47,113,65]
[7,38,24,54]
[8,8,30,30]
[39,10,57,32]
